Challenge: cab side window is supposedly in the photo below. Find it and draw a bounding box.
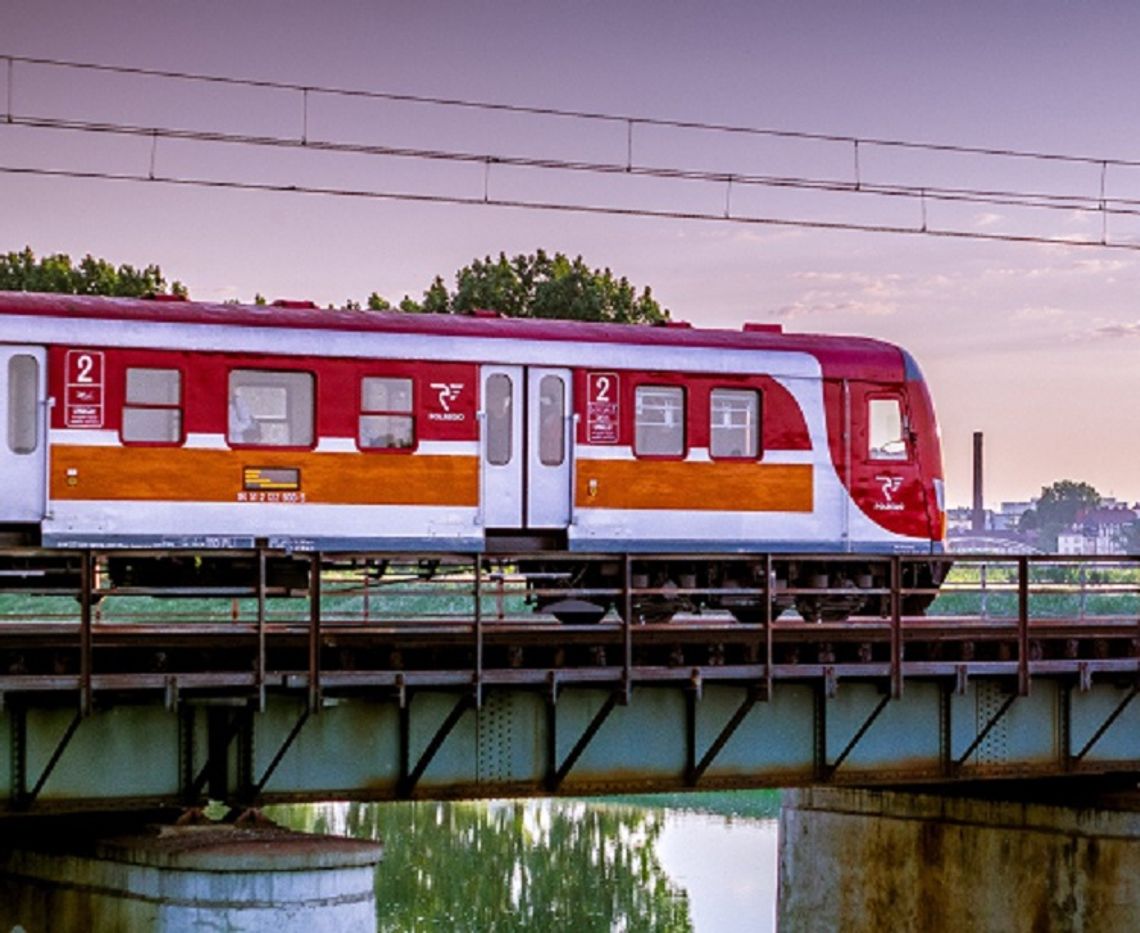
[868,397,907,460]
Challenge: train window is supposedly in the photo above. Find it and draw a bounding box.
[869,397,907,460]
[710,389,760,459]
[122,368,182,444]
[7,355,39,455]
[228,370,314,447]
[485,373,513,465]
[538,375,565,466]
[360,377,414,450]
[635,386,684,456]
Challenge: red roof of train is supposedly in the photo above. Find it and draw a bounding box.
[0,291,909,381]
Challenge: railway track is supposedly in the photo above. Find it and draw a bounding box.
[0,548,1137,704]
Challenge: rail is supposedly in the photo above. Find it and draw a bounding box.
[0,548,1138,710]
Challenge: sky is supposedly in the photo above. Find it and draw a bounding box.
[4,0,1140,508]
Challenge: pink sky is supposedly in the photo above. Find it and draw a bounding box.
[4,0,1140,508]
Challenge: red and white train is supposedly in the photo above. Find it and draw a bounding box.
[0,291,946,619]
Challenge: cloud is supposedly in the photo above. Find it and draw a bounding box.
[1013,305,1066,321]
[773,298,898,319]
[776,267,980,319]
[1092,321,1140,339]
[731,228,806,244]
[984,254,1134,280]
[773,290,899,319]
[975,212,1003,228]
[1072,258,1130,275]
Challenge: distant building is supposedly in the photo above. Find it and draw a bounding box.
[1057,506,1137,555]
[947,499,1036,535]
[1057,531,1092,555]
[991,500,1033,532]
[945,507,975,533]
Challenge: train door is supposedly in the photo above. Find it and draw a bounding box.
[849,380,930,539]
[479,365,574,530]
[481,366,525,527]
[0,346,47,522]
[526,367,573,528]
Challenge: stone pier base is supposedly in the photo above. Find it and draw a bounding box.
[0,822,382,932]
[779,787,1140,932]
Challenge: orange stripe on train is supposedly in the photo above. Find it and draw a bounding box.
[576,461,813,512]
[51,445,479,506]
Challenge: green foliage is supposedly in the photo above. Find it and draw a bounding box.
[0,246,186,298]
[368,250,669,323]
[1018,480,1102,550]
[4,245,666,326]
[926,560,1140,618]
[449,250,668,324]
[421,274,452,313]
[270,799,693,931]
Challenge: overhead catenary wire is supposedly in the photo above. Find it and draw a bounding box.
[2,163,1137,253]
[3,52,1139,250]
[3,113,1135,218]
[4,51,1139,170]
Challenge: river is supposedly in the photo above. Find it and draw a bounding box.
[267,792,780,932]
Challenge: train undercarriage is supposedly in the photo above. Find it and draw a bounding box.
[522,556,951,624]
[0,526,949,625]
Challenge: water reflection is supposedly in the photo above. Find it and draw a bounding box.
[269,793,779,932]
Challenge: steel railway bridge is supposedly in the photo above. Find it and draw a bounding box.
[2,548,1140,815]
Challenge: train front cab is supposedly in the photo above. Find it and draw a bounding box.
[830,348,948,615]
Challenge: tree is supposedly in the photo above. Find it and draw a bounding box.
[1019,480,1102,550]
[0,246,186,298]
[5,245,668,326]
[421,275,451,314]
[384,250,668,323]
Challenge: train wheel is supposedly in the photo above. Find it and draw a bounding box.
[545,598,608,625]
[618,599,676,625]
[795,596,866,624]
[728,598,792,624]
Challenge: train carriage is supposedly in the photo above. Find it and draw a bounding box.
[0,291,946,620]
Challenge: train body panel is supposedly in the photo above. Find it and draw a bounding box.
[0,292,945,566]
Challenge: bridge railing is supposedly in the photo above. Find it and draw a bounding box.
[0,548,1138,713]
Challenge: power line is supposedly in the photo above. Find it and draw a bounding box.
[3,163,1137,252]
[2,51,1136,170]
[4,113,1132,218]
[3,52,1139,251]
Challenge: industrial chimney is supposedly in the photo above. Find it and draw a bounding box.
[972,431,984,533]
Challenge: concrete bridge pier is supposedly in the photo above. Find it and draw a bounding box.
[0,817,382,932]
[779,786,1140,932]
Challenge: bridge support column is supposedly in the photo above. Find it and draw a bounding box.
[779,786,1140,931]
[0,819,382,932]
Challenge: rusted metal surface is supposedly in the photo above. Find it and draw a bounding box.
[1,547,1139,812]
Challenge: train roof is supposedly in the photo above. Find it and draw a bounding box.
[0,291,913,382]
